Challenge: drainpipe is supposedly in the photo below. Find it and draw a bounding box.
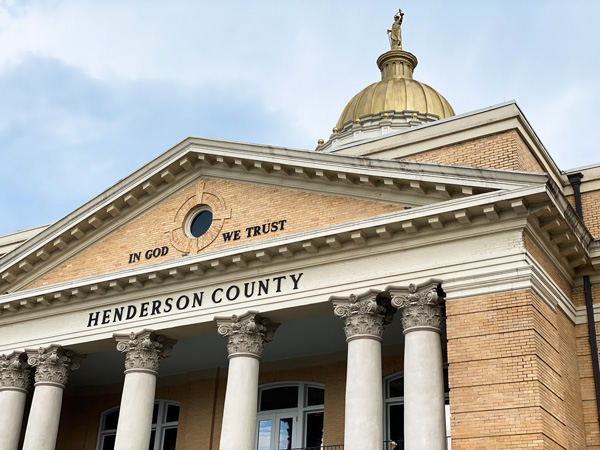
[567,172,600,426]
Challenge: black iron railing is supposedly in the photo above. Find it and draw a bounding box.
[290,442,402,450]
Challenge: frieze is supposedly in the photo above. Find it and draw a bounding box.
[115,330,176,374]
[0,352,31,392]
[388,279,445,334]
[331,290,395,342]
[216,311,279,358]
[86,272,303,328]
[26,345,84,387]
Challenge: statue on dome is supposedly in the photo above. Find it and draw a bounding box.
[387,9,404,50]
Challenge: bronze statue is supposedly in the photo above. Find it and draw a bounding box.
[387,9,404,50]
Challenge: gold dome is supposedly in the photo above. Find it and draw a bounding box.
[335,50,454,129]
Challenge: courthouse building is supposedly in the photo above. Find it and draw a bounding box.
[1,13,600,450]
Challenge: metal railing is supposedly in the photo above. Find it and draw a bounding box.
[290,442,402,450]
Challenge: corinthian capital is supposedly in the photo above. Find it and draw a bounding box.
[331,290,395,342]
[388,279,445,334]
[115,330,177,374]
[26,345,84,388]
[216,311,279,359]
[0,352,32,393]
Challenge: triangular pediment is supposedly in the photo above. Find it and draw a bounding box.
[0,136,550,293]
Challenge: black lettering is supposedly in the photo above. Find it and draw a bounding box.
[233,230,241,240]
[290,272,303,290]
[151,300,161,316]
[140,302,149,318]
[279,219,287,230]
[273,276,286,292]
[258,279,269,296]
[253,226,261,236]
[87,311,100,327]
[212,288,223,303]
[271,221,279,232]
[164,298,173,313]
[262,223,270,234]
[161,246,169,256]
[152,248,161,258]
[177,295,190,310]
[128,252,141,263]
[244,282,255,297]
[101,309,111,324]
[222,231,235,242]
[226,285,240,301]
[246,227,253,237]
[126,305,137,320]
[144,249,153,259]
[193,292,203,307]
[113,307,124,322]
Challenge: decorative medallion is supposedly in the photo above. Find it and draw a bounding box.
[170,182,231,253]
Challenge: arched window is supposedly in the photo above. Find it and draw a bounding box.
[383,367,450,449]
[97,400,180,450]
[256,382,325,450]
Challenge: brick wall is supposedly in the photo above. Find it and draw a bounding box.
[581,189,600,239]
[29,178,402,289]
[446,290,586,449]
[401,130,545,173]
[55,355,406,450]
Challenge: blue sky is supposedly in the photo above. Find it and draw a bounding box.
[1,0,599,235]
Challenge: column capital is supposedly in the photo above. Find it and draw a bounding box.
[331,289,395,342]
[0,352,32,393]
[115,330,176,375]
[388,279,446,334]
[25,345,84,388]
[216,311,279,359]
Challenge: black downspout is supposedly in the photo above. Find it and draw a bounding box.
[568,172,600,425]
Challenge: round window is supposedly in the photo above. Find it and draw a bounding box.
[188,208,213,238]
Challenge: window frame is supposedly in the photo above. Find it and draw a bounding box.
[96,399,180,450]
[256,382,325,450]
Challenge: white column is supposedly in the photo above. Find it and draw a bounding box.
[389,279,446,450]
[216,311,279,450]
[332,290,395,450]
[113,330,176,450]
[0,352,32,450]
[22,345,83,450]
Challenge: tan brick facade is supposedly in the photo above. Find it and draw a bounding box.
[401,130,545,173]
[581,189,600,239]
[446,290,586,449]
[28,178,402,289]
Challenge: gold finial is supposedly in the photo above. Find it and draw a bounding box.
[354,118,361,124]
[411,112,417,119]
[332,127,339,133]
[387,9,404,50]
[318,139,324,145]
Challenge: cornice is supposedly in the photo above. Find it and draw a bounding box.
[0,183,582,321]
[0,140,548,293]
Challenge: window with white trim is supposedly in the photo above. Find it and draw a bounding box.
[256,382,325,450]
[97,400,180,450]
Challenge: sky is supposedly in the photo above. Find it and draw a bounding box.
[1,0,599,235]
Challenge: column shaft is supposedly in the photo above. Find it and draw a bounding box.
[22,385,64,450]
[113,330,176,450]
[216,311,279,450]
[114,372,157,450]
[404,330,446,450]
[389,279,447,450]
[345,337,383,450]
[0,390,28,450]
[219,356,260,449]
